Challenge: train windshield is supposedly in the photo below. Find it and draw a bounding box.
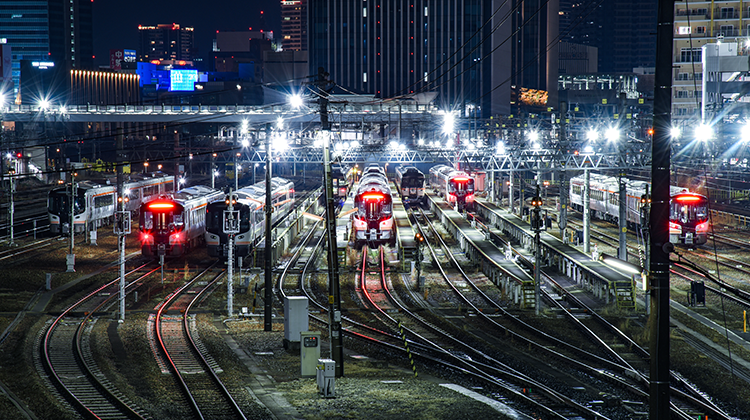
[142,207,183,232]
[48,189,85,215]
[450,178,474,194]
[360,193,391,220]
[670,196,708,223]
[401,175,424,187]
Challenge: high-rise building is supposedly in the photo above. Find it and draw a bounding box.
[281,0,308,51]
[0,0,93,95]
[138,23,195,63]
[510,0,560,110]
[309,0,531,117]
[558,0,657,74]
[672,2,746,119]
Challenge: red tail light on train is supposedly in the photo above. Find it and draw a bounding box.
[362,193,385,201]
[148,201,175,210]
[674,195,701,202]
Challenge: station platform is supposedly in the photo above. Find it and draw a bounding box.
[336,195,355,267]
[427,194,537,309]
[391,183,416,269]
[474,198,635,309]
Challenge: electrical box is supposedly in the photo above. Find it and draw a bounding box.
[300,331,321,377]
[284,296,309,350]
[316,358,336,398]
[689,281,705,306]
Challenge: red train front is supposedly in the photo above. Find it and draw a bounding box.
[352,169,395,250]
[428,165,476,212]
[669,192,709,246]
[139,199,188,257]
[139,186,221,257]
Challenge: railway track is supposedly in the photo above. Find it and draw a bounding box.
[152,263,248,420]
[437,207,734,419]
[40,262,158,420]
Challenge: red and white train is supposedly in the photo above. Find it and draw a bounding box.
[139,185,223,257]
[428,164,476,212]
[352,164,396,249]
[569,174,709,246]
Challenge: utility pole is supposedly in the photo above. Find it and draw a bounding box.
[558,101,569,243]
[66,171,77,272]
[225,190,239,318]
[531,186,543,315]
[650,0,675,418]
[115,126,128,322]
[264,127,273,331]
[583,169,590,254]
[8,170,14,246]
[618,173,628,261]
[318,67,344,377]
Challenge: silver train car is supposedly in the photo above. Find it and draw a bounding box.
[569,174,709,246]
[204,177,295,258]
[48,174,174,234]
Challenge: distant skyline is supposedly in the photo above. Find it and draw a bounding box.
[92,0,281,68]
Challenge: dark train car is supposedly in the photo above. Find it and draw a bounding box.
[205,177,295,258]
[428,164,475,212]
[138,185,222,257]
[394,165,426,208]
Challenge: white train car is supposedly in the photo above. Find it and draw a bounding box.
[48,174,174,234]
[205,177,295,258]
[569,174,709,245]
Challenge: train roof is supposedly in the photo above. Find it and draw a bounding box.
[172,185,220,202]
[356,174,391,195]
[209,177,294,209]
[430,165,471,179]
[570,174,697,196]
[396,165,423,176]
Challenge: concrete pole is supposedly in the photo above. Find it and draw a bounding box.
[618,175,628,261]
[583,169,590,254]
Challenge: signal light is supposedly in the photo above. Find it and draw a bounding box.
[531,196,543,207]
[414,232,425,243]
[647,128,654,136]
[640,194,651,204]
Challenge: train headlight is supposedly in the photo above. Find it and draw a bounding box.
[696,221,709,232]
[668,222,681,233]
[379,217,393,230]
[354,217,367,230]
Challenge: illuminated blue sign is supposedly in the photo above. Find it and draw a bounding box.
[170,69,198,91]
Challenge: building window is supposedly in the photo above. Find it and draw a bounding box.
[680,48,702,63]
[678,27,691,35]
[720,25,734,37]
[363,72,367,83]
[720,7,735,19]
[696,26,706,34]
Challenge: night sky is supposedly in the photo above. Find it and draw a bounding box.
[91,0,282,67]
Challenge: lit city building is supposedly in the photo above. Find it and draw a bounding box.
[138,23,195,63]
